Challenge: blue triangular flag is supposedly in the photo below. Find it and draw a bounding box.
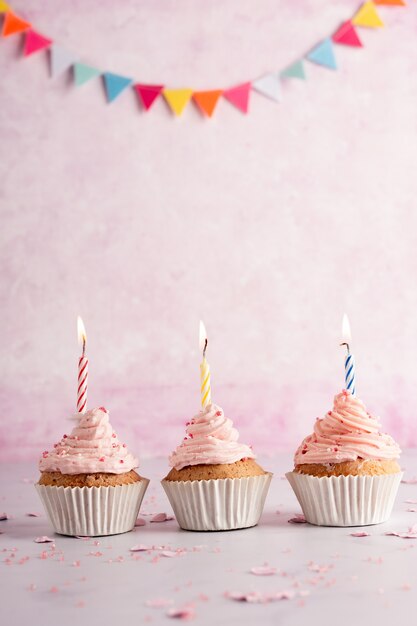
[307,39,337,70]
[74,63,101,87]
[50,45,78,78]
[103,72,133,103]
[280,60,305,80]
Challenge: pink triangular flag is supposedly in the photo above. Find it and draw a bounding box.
[134,84,164,111]
[332,21,363,47]
[24,30,52,57]
[223,82,251,114]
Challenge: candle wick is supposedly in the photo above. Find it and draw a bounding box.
[203,338,208,359]
[82,337,86,357]
[340,341,350,355]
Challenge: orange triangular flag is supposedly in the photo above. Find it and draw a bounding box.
[2,11,31,37]
[193,90,222,117]
[374,0,405,5]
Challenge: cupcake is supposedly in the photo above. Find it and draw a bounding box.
[36,407,149,536]
[162,403,272,531]
[286,390,402,527]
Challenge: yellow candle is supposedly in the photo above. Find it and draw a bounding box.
[199,320,212,408]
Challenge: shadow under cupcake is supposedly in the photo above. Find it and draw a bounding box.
[36,407,149,536]
[162,403,272,531]
[286,390,402,527]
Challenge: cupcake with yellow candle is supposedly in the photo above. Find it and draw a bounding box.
[286,390,402,526]
[36,407,149,536]
[161,322,272,531]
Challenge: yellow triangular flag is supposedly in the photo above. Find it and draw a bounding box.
[163,89,193,116]
[0,1,10,13]
[352,2,384,28]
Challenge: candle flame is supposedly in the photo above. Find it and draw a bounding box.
[199,320,207,354]
[77,316,87,348]
[342,313,352,344]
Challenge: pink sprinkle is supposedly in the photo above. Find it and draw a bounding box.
[34,536,54,543]
[288,514,307,524]
[350,532,370,538]
[167,606,195,620]
[120,460,124,464]
[151,513,174,523]
[123,443,127,448]
[250,565,277,576]
[112,433,116,438]
[49,586,59,593]
[63,435,67,439]
[26,512,41,517]
[130,544,152,552]
[401,477,417,484]
[161,551,180,558]
[72,560,81,567]
[76,600,86,608]
[216,411,222,416]
[99,407,108,412]
[0,513,9,521]
[135,518,146,527]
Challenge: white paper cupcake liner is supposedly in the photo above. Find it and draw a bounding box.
[286,471,402,527]
[161,473,272,531]
[35,478,149,537]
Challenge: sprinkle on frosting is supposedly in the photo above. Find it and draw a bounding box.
[169,403,255,471]
[39,407,138,475]
[294,390,401,466]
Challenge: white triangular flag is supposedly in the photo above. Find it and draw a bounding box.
[50,45,78,78]
[252,73,281,102]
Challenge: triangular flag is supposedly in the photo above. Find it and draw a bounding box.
[374,0,405,6]
[24,30,52,57]
[0,1,10,13]
[134,84,164,111]
[280,60,305,80]
[193,90,222,117]
[163,88,193,116]
[307,38,337,70]
[252,73,281,102]
[50,45,77,78]
[352,2,384,28]
[223,82,251,114]
[103,72,133,103]
[1,11,31,37]
[74,63,101,87]
[332,21,363,47]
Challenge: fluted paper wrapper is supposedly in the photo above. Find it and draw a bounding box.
[35,478,149,537]
[162,473,272,531]
[286,471,402,527]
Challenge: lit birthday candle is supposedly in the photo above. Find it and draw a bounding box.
[77,316,89,413]
[340,313,356,396]
[199,320,212,408]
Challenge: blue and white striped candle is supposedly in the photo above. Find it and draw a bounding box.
[341,314,356,396]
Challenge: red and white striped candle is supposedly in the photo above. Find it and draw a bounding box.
[77,316,88,413]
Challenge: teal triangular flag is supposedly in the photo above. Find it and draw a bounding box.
[74,63,101,87]
[103,72,133,103]
[281,60,305,80]
[307,39,337,70]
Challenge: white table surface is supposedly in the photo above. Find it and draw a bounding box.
[1,454,417,625]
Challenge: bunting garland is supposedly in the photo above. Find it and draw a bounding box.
[0,2,406,119]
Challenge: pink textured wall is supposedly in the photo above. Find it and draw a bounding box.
[1,1,417,463]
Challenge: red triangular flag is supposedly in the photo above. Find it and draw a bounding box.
[24,30,52,56]
[332,21,363,47]
[223,82,251,114]
[134,84,164,111]
[2,11,31,37]
[193,90,223,117]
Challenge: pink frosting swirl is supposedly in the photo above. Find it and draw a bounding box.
[169,403,255,470]
[39,407,139,475]
[294,390,401,466]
